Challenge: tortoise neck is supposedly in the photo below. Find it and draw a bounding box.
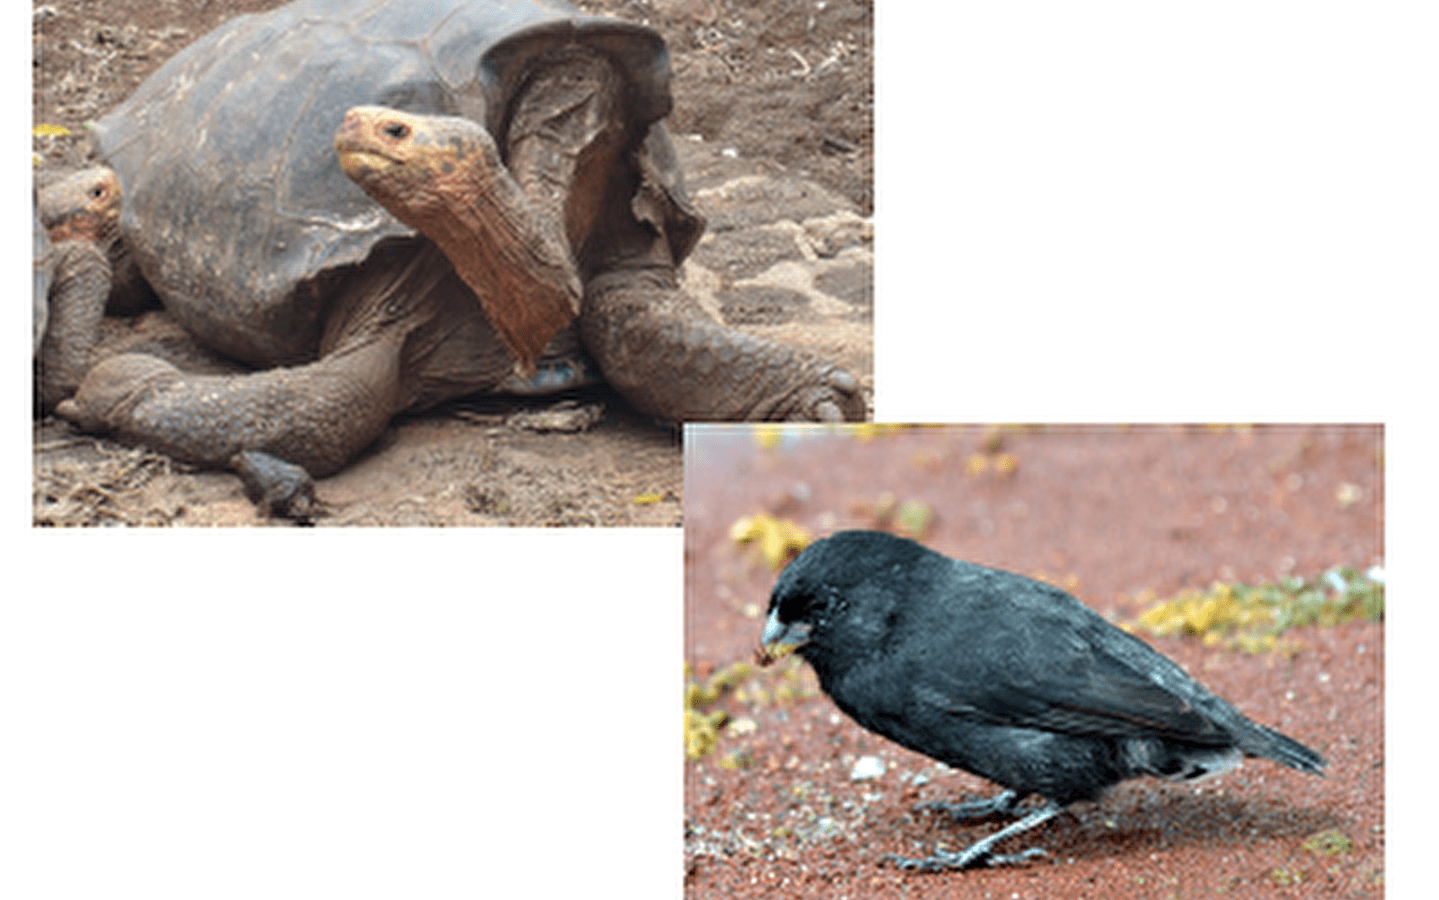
[419,142,582,376]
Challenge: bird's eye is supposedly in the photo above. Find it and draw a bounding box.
[384,122,410,139]
[779,591,816,623]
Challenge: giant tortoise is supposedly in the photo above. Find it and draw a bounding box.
[34,167,124,411]
[56,0,865,514]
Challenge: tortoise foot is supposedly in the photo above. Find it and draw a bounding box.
[790,366,865,422]
[231,450,321,522]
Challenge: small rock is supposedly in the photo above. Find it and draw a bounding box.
[850,755,885,781]
[802,210,871,257]
[1335,482,1362,509]
[728,717,757,736]
[505,400,604,433]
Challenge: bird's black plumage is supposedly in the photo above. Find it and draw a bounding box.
[762,530,1326,870]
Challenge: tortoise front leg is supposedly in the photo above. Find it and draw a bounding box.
[37,239,110,410]
[505,48,866,423]
[55,332,405,517]
[35,168,124,410]
[580,268,865,422]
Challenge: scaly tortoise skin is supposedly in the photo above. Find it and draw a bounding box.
[34,167,123,411]
[56,0,864,514]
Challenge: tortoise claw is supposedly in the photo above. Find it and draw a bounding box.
[808,366,865,421]
[827,368,858,394]
[231,450,321,522]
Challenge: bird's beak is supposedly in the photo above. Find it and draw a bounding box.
[762,606,811,650]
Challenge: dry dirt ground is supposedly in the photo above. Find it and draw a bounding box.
[685,424,1384,898]
[31,0,873,526]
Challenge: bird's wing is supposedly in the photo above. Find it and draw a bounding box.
[912,585,1236,746]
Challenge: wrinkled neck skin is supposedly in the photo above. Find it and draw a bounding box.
[337,45,639,380]
[399,130,582,376]
[338,109,581,376]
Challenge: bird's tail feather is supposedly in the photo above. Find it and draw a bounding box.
[1241,723,1327,774]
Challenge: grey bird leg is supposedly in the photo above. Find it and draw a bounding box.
[917,788,1021,821]
[885,798,1062,871]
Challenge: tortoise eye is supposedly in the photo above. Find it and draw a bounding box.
[384,122,410,139]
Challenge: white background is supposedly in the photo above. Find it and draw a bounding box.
[7,2,1433,896]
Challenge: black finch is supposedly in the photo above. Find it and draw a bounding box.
[761,530,1326,870]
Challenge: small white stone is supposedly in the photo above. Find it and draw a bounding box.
[728,717,757,736]
[850,755,885,781]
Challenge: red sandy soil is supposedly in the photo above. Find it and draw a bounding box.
[684,424,1383,898]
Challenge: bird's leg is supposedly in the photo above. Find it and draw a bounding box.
[915,788,1020,822]
[885,799,1062,871]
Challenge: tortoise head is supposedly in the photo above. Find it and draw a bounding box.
[335,106,498,224]
[38,167,123,247]
[333,105,581,376]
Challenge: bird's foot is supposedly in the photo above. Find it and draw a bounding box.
[883,844,1046,871]
[915,789,1019,822]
